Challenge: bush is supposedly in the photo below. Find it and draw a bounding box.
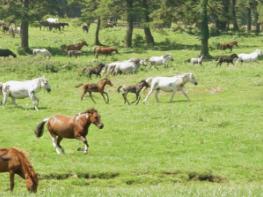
[133,34,144,47]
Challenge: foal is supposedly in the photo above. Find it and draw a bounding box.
[76,78,113,103]
[35,108,104,154]
[0,148,38,192]
[82,63,106,78]
[216,53,238,66]
[117,80,149,105]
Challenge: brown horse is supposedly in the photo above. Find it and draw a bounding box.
[61,41,88,51]
[217,41,238,51]
[94,46,119,58]
[76,78,113,103]
[35,108,104,154]
[0,148,38,192]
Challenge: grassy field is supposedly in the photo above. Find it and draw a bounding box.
[0,22,263,196]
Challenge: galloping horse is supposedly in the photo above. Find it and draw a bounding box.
[0,148,38,192]
[61,41,88,52]
[1,77,51,111]
[94,46,119,58]
[35,108,104,154]
[76,78,113,103]
[143,73,198,103]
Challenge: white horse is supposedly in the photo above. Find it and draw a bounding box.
[143,73,198,103]
[46,18,58,23]
[1,77,51,111]
[113,58,141,75]
[188,55,203,65]
[238,49,263,62]
[147,54,174,68]
[32,48,52,57]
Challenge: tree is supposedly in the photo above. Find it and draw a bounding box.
[125,0,134,47]
[231,0,239,31]
[142,0,154,46]
[200,0,210,57]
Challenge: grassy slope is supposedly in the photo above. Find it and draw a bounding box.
[0,23,262,196]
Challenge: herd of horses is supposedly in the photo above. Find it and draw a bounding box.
[1,21,263,192]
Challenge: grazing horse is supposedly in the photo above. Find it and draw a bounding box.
[34,108,104,154]
[61,41,88,52]
[94,46,119,58]
[216,54,239,66]
[117,80,149,105]
[0,49,16,58]
[76,78,113,103]
[1,77,51,111]
[143,73,198,103]
[0,148,38,192]
[82,63,106,78]
[217,41,238,51]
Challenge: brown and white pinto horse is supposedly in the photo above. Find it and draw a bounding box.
[61,41,88,51]
[34,108,104,154]
[94,46,119,58]
[76,78,113,103]
[0,148,38,192]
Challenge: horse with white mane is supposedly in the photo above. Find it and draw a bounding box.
[1,77,51,111]
[238,49,263,62]
[143,73,198,103]
[147,54,174,68]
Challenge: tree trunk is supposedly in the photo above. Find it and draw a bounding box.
[219,0,229,31]
[95,17,102,45]
[200,0,209,58]
[253,1,260,35]
[231,0,239,31]
[247,6,252,32]
[125,0,133,48]
[20,0,30,52]
[143,0,154,46]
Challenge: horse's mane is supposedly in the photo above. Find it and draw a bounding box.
[81,108,97,114]
[12,148,38,185]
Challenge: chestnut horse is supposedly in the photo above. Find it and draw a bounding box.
[34,108,104,154]
[94,46,119,58]
[61,41,88,51]
[76,78,113,103]
[217,41,238,51]
[0,148,38,192]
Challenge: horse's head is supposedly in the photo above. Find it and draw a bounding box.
[98,63,106,69]
[139,80,150,88]
[85,108,104,129]
[255,49,263,56]
[104,78,113,86]
[164,54,174,61]
[184,73,198,85]
[26,173,38,193]
[39,77,51,92]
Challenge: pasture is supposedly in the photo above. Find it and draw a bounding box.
[0,23,263,196]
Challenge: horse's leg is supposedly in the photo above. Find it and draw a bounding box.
[103,92,109,103]
[135,93,141,105]
[9,171,15,191]
[169,91,176,102]
[89,92,96,103]
[143,87,154,103]
[181,89,190,101]
[77,136,89,153]
[57,136,64,154]
[155,90,160,102]
[2,92,8,106]
[29,92,39,111]
[122,93,127,104]
[81,89,88,100]
[131,93,139,104]
[50,134,63,154]
[11,97,18,107]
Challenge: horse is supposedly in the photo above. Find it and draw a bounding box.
[82,23,89,33]
[186,55,203,65]
[143,73,198,103]
[217,41,238,51]
[238,49,263,62]
[0,148,38,192]
[94,46,119,58]
[147,54,174,68]
[76,78,113,103]
[34,108,104,154]
[216,54,239,66]
[0,49,16,58]
[113,59,141,75]
[1,77,51,111]
[117,80,149,105]
[81,63,106,78]
[46,17,58,23]
[32,48,52,57]
[61,41,88,52]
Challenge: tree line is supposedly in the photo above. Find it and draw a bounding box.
[1,0,263,57]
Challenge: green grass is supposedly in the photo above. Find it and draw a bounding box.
[0,23,263,196]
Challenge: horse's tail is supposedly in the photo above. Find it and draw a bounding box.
[0,82,2,93]
[34,118,48,138]
[75,83,83,88]
[117,85,123,93]
[14,148,38,192]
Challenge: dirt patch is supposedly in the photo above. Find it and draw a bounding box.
[188,172,226,183]
[208,87,224,94]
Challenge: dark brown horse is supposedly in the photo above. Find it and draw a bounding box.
[217,41,238,51]
[117,80,149,105]
[216,53,239,66]
[0,148,38,192]
[35,108,104,154]
[62,41,88,52]
[94,46,119,58]
[81,63,106,78]
[76,78,113,103]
